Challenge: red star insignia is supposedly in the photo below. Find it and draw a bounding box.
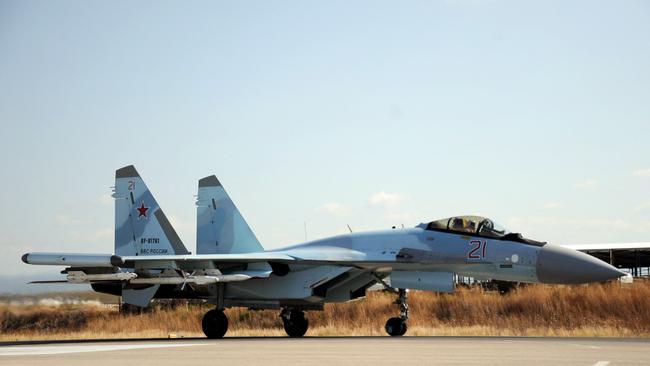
[136,201,149,218]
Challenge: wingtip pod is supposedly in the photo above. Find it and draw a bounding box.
[199,175,221,187]
[115,165,140,178]
[20,253,119,267]
[22,252,123,267]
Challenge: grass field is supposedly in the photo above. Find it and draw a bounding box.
[1,281,649,340]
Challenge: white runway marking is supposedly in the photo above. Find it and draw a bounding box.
[0,343,207,356]
[592,362,610,366]
[569,343,601,349]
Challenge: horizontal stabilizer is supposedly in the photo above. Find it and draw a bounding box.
[123,285,159,307]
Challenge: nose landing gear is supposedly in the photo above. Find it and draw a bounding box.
[281,308,309,337]
[385,288,409,336]
[372,274,410,336]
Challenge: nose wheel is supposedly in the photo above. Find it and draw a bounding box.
[385,317,407,336]
[385,288,409,336]
[281,308,309,337]
[202,308,229,339]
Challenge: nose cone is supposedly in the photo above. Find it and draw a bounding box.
[536,245,625,284]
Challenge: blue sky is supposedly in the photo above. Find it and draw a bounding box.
[1,0,649,279]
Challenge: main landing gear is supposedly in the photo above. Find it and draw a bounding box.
[202,308,229,339]
[385,288,409,337]
[281,308,309,337]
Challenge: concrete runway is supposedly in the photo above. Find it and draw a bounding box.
[1,337,649,366]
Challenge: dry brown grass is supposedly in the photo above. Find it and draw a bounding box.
[1,281,649,340]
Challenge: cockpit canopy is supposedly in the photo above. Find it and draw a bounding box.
[419,215,546,246]
[422,215,510,239]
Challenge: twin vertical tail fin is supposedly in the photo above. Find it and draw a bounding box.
[109,166,258,306]
[113,166,262,257]
[196,175,264,254]
[113,165,190,257]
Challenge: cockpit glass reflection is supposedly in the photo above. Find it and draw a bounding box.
[424,216,511,238]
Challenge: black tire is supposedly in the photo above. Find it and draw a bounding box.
[202,309,229,339]
[283,312,308,337]
[385,317,407,337]
[399,321,408,336]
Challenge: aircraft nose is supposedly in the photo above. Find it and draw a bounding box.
[536,245,625,284]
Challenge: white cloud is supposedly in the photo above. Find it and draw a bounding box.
[384,211,420,224]
[635,202,650,212]
[542,202,563,209]
[316,202,347,216]
[369,191,405,206]
[633,169,650,177]
[166,214,195,244]
[99,194,113,206]
[54,214,90,226]
[54,214,74,225]
[504,216,650,243]
[573,180,598,190]
[92,228,112,241]
[167,214,192,230]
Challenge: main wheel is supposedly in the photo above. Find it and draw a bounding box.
[202,309,229,339]
[385,317,407,336]
[283,311,309,337]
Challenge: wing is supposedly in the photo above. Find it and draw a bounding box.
[21,248,369,285]
[22,251,296,284]
[23,252,295,267]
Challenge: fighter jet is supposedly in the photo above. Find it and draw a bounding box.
[22,165,625,337]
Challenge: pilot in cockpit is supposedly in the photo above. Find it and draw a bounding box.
[451,217,476,234]
[451,218,465,231]
[466,220,476,233]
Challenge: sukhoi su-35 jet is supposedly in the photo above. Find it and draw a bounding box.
[22,165,625,337]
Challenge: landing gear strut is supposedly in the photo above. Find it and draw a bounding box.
[385,288,409,336]
[281,308,309,337]
[202,308,229,339]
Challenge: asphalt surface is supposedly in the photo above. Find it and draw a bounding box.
[1,337,649,365]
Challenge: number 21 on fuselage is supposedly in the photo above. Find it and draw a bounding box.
[467,240,487,260]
